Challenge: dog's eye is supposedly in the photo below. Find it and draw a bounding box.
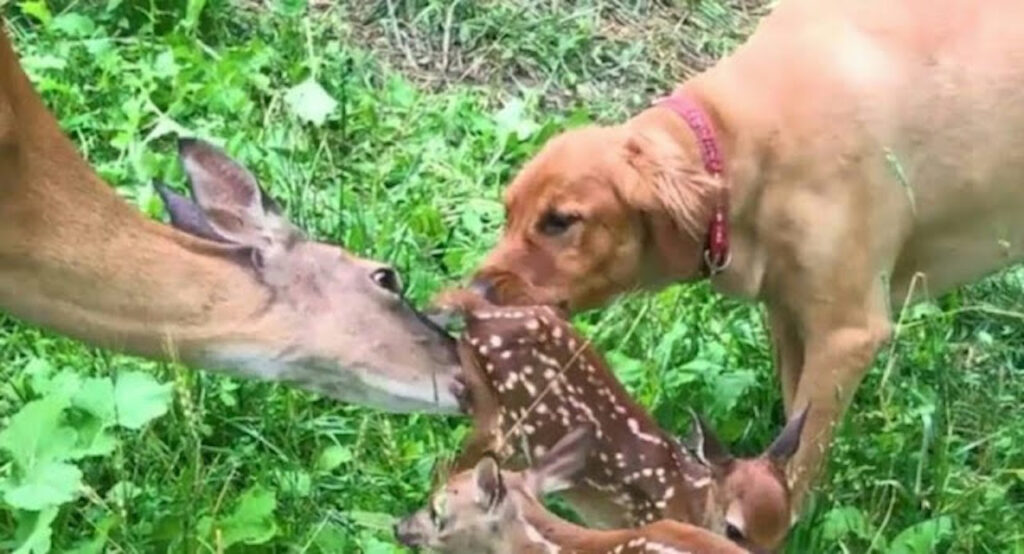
[537,211,581,236]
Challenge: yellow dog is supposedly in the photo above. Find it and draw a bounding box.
[463,0,1024,517]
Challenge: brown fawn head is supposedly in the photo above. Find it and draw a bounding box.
[692,406,810,553]
[154,138,460,412]
[395,425,596,553]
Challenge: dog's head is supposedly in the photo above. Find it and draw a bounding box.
[468,116,722,311]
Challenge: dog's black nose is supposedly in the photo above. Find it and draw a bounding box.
[469,276,497,303]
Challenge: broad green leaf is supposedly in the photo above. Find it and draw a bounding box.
[24,357,54,392]
[347,510,397,532]
[43,370,83,401]
[822,505,871,542]
[13,507,59,554]
[284,78,338,126]
[4,461,83,511]
[68,379,119,459]
[113,371,172,429]
[67,420,117,460]
[276,470,311,498]
[18,1,52,25]
[387,76,417,108]
[73,377,116,423]
[106,481,141,506]
[153,49,179,79]
[494,98,540,141]
[0,395,75,470]
[887,516,953,554]
[360,536,402,554]
[19,54,66,73]
[51,13,96,37]
[606,350,646,390]
[316,445,352,472]
[309,521,348,553]
[216,485,279,548]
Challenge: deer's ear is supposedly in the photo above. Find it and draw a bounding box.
[176,138,295,248]
[531,424,595,495]
[690,411,734,471]
[765,404,810,467]
[472,455,506,511]
[154,180,229,243]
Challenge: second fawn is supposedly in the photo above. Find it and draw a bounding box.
[396,424,748,553]
[449,303,807,552]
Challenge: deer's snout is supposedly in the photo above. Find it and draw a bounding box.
[394,516,426,547]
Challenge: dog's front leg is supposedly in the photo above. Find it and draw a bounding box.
[766,304,804,412]
[785,299,891,513]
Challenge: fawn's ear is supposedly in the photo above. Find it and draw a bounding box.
[530,424,596,495]
[690,411,734,471]
[764,404,810,467]
[176,137,296,249]
[472,454,506,511]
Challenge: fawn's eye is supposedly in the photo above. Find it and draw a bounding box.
[429,494,448,529]
[537,210,581,236]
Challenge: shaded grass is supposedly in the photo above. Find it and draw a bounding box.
[0,0,1021,552]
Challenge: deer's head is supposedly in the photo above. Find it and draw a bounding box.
[154,138,460,413]
[395,425,595,553]
[692,406,810,553]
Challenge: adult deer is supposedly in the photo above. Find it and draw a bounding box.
[0,25,459,413]
[396,425,749,554]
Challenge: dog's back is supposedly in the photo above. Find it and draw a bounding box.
[701,0,1024,299]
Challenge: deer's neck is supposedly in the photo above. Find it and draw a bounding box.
[0,30,279,365]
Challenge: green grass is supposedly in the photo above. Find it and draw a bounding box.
[1,1,1022,552]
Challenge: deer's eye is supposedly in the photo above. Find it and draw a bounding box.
[370,267,403,295]
[537,210,581,236]
[725,523,745,542]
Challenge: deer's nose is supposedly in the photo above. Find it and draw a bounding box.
[469,276,497,303]
[394,520,422,547]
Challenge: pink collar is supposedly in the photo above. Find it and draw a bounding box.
[656,94,731,276]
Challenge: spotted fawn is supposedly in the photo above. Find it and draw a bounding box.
[449,304,807,552]
[396,425,749,554]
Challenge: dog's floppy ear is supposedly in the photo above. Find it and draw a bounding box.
[617,125,713,278]
[620,124,722,242]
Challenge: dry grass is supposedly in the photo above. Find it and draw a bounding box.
[343,0,770,109]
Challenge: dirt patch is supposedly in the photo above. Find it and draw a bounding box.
[342,0,770,108]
